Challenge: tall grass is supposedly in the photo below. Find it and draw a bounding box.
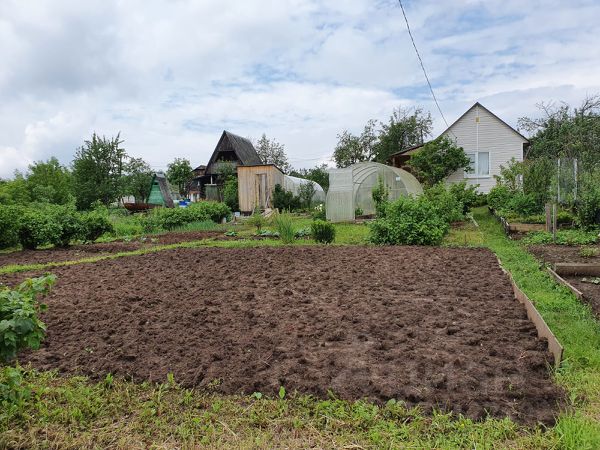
[272,212,295,244]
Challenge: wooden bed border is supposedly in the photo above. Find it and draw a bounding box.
[497,259,563,367]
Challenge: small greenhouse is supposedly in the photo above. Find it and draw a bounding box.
[326,162,423,222]
[283,175,326,203]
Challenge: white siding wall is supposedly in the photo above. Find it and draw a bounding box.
[444,105,527,193]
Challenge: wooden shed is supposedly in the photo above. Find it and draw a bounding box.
[237,164,285,213]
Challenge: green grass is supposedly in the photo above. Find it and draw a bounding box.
[2,208,600,448]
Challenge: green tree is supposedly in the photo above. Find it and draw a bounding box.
[166,158,193,198]
[298,181,316,209]
[333,120,378,168]
[407,136,471,187]
[222,176,239,211]
[26,157,73,205]
[123,157,153,203]
[72,133,127,210]
[375,107,433,163]
[289,163,330,192]
[255,134,291,173]
[518,95,600,165]
[0,172,30,205]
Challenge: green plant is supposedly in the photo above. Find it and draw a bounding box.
[369,196,449,245]
[577,174,600,229]
[272,184,300,211]
[17,209,62,249]
[272,212,295,244]
[80,211,114,243]
[1,275,55,363]
[371,176,389,217]
[247,209,267,233]
[298,181,316,209]
[222,176,239,212]
[407,136,471,186]
[311,220,335,244]
[0,205,24,249]
[522,229,599,246]
[311,203,326,221]
[449,182,479,214]
[354,207,364,217]
[423,183,464,223]
[295,228,311,238]
[504,192,542,217]
[579,247,599,258]
[487,185,512,211]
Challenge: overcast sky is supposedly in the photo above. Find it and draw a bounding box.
[1,0,599,177]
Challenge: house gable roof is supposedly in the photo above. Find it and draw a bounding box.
[205,130,263,174]
[388,102,529,159]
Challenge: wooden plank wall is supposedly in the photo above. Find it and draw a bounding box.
[237,165,284,213]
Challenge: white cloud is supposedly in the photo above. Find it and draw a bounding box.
[0,0,599,178]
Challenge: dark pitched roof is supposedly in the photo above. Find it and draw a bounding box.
[388,102,530,159]
[205,130,262,174]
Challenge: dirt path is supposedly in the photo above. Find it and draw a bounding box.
[10,246,563,424]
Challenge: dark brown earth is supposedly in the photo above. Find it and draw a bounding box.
[528,244,600,265]
[7,246,563,424]
[0,231,232,268]
[528,244,600,318]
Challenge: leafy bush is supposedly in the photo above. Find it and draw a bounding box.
[504,192,542,217]
[1,275,55,363]
[222,177,239,212]
[522,229,599,246]
[1,275,55,409]
[369,196,449,245]
[449,182,479,214]
[272,212,295,244]
[142,201,231,232]
[577,182,600,229]
[247,209,267,233]
[423,183,464,223]
[354,207,364,217]
[311,220,335,244]
[17,209,62,249]
[0,205,24,249]
[487,185,512,211]
[272,184,300,211]
[80,211,114,242]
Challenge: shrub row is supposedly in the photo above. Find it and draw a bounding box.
[140,201,231,232]
[0,204,113,250]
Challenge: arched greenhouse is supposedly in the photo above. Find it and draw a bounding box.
[326,162,423,222]
[283,175,326,203]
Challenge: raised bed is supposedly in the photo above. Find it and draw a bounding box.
[7,246,564,424]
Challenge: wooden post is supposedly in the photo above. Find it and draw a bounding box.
[545,203,552,232]
[552,203,557,242]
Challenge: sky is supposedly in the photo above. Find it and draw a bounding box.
[1,0,599,178]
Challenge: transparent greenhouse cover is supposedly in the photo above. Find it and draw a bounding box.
[283,175,326,203]
[326,162,423,222]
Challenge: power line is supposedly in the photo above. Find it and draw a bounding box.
[397,0,450,129]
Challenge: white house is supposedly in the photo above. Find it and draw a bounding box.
[388,102,529,193]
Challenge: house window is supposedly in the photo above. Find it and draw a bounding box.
[465,152,490,177]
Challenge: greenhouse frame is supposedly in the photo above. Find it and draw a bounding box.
[326,162,423,222]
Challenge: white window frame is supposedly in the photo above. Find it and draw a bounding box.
[465,151,490,178]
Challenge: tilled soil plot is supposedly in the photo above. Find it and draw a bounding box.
[529,244,600,317]
[0,231,230,269]
[10,246,563,424]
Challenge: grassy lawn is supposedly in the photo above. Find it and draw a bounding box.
[1,208,599,448]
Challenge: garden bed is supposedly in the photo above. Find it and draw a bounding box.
[529,244,600,318]
[0,231,235,269]
[8,246,563,424]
